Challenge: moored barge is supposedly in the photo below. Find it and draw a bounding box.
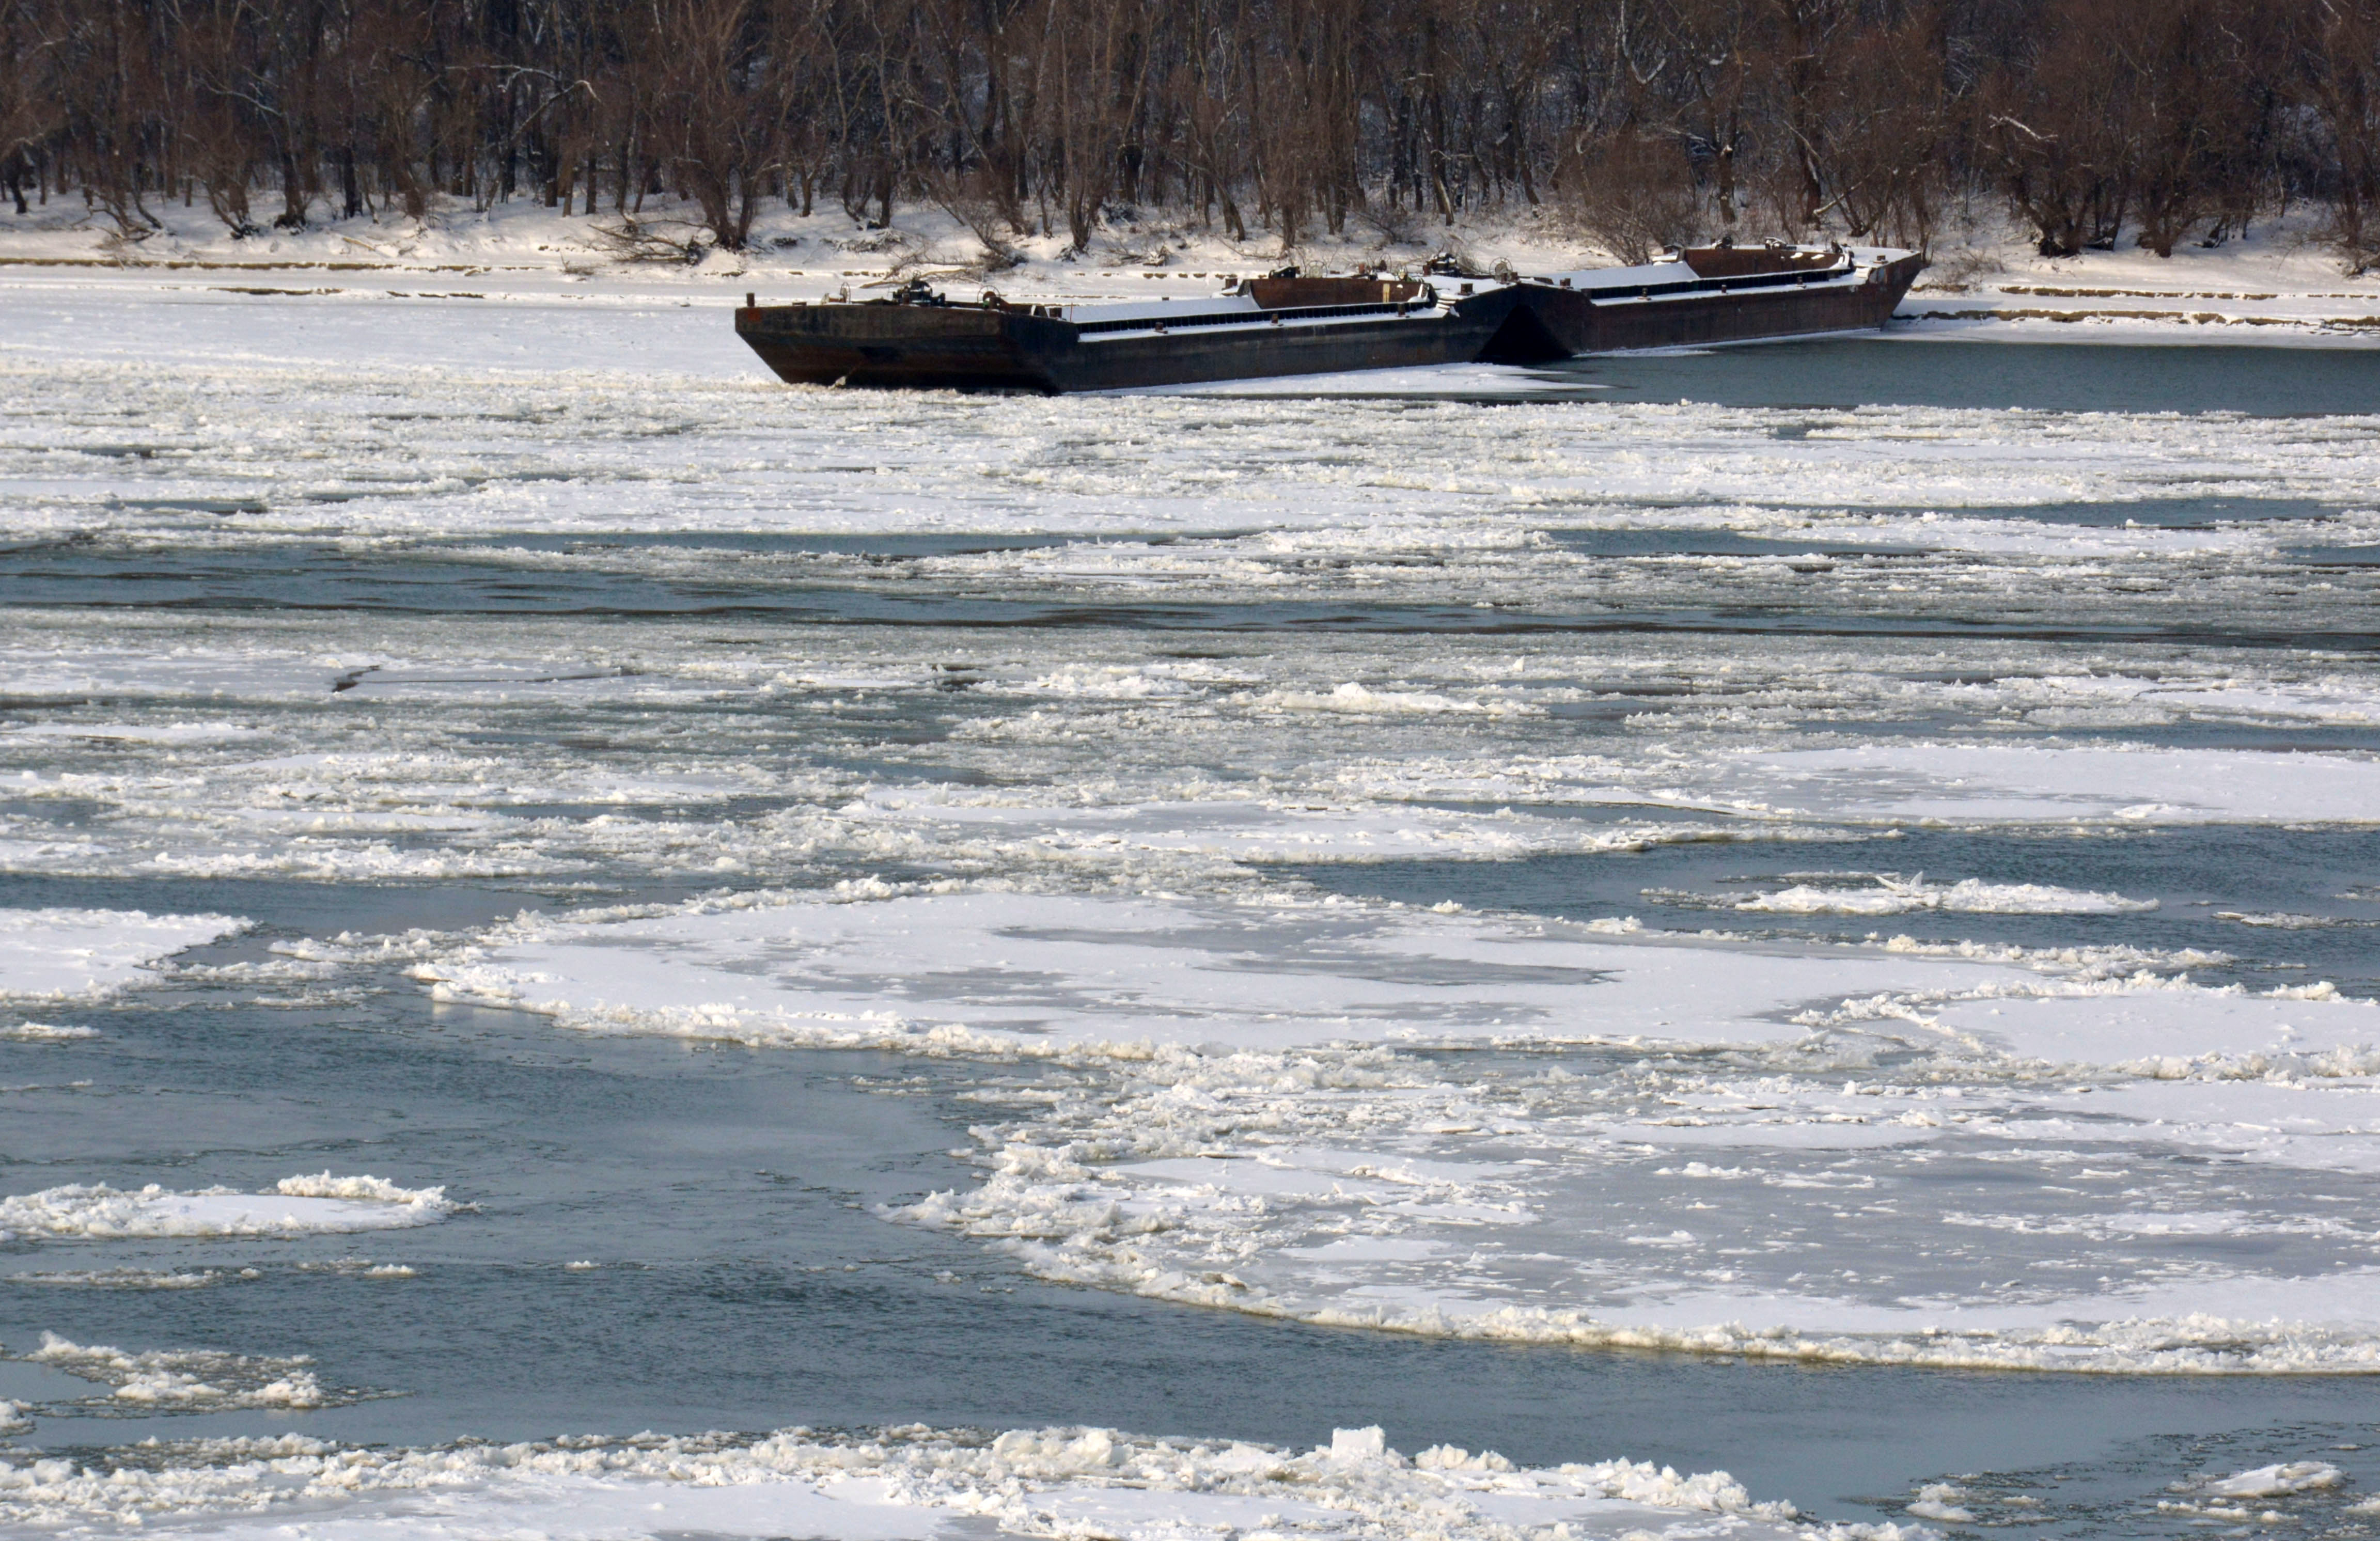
[735,242,1925,393]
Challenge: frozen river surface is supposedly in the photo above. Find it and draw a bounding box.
[3,290,2380,1538]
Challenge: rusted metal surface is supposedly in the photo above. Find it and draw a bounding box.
[1528,253,1928,354]
[1243,275,1433,308]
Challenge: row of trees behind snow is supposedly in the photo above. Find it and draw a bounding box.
[6,0,2379,268]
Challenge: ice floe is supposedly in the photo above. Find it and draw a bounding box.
[18,1333,330,1412]
[7,1268,235,1290]
[422,886,2380,1372]
[0,1021,99,1042]
[0,909,247,1000]
[2208,1462,2346,1497]
[0,1421,1833,1541]
[3,305,2376,545]
[416,887,2031,1057]
[9,262,2380,1541]
[4,721,268,745]
[837,791,1777,867]
[0,1175,451,1242]
[10,619,2380,892]
[1668,874,2158,916]
[1709,744,2380,825]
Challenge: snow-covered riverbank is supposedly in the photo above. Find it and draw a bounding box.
[5,196,2376,342]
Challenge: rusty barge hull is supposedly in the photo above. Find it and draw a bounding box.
[735,279,1559,392]
[1533,256,1927,353]
[735,248,1925,394]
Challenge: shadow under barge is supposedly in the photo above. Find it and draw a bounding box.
[734,243,1928,394]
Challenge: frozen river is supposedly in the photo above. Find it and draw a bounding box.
[3,289,2380,1538]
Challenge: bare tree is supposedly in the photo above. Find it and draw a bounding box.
[644,0,788,250]
[0,0,2354,277]
[0,0,67,216]
[1563,125,1704,260]
[2305,0,2380,268]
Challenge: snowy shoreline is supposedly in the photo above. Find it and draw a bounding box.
[4,196,2377,345]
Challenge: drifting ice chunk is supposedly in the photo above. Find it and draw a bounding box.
[1330,1426,1387,1460]
[0,1176,451,1241]
[2210,1463,2345,1498]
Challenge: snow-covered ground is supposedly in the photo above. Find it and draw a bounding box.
[3,193,2375,340]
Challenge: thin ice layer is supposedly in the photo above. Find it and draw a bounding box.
[418,888,2027,1056]
[1708,744,2380,825]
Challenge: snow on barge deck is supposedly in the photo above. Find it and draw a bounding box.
[734,243,1925,392]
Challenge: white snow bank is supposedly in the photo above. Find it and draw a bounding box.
[0,1175,451,1242]
[2,191,2372,346]
[0,1421,1809,1541]
[0,908,246,999]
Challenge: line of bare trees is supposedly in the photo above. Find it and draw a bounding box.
[4,0,2378,270]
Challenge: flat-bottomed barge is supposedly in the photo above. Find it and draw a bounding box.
[736,243,1925,392]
